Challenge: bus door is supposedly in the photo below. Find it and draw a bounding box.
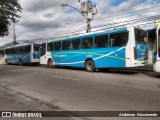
[134,28,148,64]
[33,44,40,60]
[153,27,160,72]
[158,29,160,59]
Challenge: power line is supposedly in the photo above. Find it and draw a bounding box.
[8,0,160,43]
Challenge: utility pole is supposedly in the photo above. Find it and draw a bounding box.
[86,0,92,33]
[13,22,16,45]
[80,0,97,33]
[61,0,97,33]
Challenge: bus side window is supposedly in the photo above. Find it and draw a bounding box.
[14,48,17,54]
[110,32,128,47]
[54,42,61,51]
[95,35,108,48]
[47,43,53,52]
[17,47,22,53]
[82,37,93,49]
[110,39,116,47]
[71,39,81,50]
[22,47,25,53]
[23,45,31,53]
[62,40,70,50]
[70,44,73,50]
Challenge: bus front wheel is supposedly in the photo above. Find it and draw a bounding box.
[47,59,53,68]
[85,60,95,72]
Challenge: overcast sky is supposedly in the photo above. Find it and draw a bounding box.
[0,0,160,46]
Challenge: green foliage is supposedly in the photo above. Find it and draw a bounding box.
[0,0,22,37]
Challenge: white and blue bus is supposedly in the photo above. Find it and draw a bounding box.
[40,27,148,72]
[5,43,40,65]
[153,20,160,72]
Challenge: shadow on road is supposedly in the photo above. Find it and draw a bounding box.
[143,72,160,78]
[3,64,160,78]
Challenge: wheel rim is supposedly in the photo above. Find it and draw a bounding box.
[49,61,53,67]
[87,62,93,71]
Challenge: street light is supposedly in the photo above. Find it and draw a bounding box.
[62,3,94,33]
[61,3,87,20]
[61,1,97,33]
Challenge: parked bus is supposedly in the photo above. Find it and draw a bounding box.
[40,27,148,72]
[5,43,40,65]
[153,20,160,72]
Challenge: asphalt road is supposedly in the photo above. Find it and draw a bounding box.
[0,64,160,120]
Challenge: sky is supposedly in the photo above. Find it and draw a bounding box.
[0,0,160,46]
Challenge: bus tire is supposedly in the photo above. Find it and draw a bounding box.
[85,60,95,72]
[19,59,23,66]
[47,59,53,68]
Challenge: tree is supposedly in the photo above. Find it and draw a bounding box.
[0,0,22,37]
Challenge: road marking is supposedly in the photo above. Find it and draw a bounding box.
[12,70,20,72]
[51,76,80,81]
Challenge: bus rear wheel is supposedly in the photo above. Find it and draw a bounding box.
[5,59,10,65]
[47,59,53,68]
[85,60,95,72]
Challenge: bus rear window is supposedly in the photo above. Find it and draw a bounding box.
[135,29,147,44]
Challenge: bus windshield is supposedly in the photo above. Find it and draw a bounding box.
[135,29,147,44]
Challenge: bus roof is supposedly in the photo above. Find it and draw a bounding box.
[48,27,129,43]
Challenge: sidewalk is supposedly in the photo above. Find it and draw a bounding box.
[0,86,54,111]
[0,86,75,120]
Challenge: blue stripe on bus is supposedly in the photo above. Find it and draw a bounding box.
[51,47,126,68]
